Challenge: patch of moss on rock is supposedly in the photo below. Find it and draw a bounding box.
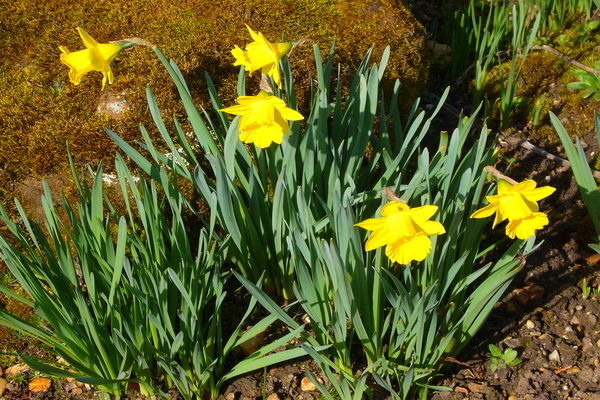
[0,0,428,211]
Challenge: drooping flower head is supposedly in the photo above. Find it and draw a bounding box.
[471,179,555,239]
[59,27,134,89]
[355,201,446,265]
[231,25,292,87]
[220,90,303,148]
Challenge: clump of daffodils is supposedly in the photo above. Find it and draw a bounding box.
[355,201,446,264]
[471,178,555,239]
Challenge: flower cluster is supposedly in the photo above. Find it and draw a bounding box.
[357,178,555,265]
[221,26,302,148]
[60,26,301,149]
[470,179,555,239]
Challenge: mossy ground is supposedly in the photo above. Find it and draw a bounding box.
[479,15,600,151]
[0,0,427,202]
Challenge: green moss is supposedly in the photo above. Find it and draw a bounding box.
[0,0,427,215]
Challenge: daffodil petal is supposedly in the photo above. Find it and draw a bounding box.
[506,212,549,239]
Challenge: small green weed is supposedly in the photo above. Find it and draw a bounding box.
[487,344,522,372]
[566,60,600,101]
[581,278,600,298]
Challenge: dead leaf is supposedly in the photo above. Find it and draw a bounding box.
[454,386,469,395]
[5,363,29,377]
[442,356,471,368]
[513,285,545,305]
[586,253,600,263]
[29,377,51,392]
[467,382,485,393]
[0,378,7,397]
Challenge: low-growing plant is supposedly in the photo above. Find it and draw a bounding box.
[566,60,600,101]
[580,277,600,298]
[487,344,522,372]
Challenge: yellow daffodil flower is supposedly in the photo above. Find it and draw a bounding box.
[231,25,292,87]
[59,27,133,89]
[471,179,555,239]
[355,201,446,265]
[220,91,303,148]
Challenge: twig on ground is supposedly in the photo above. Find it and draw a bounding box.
[500,136,600,179]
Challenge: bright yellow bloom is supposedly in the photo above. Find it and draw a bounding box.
[231,25,292,87]
[355,201,446,265]
[59,27,132,89]
[220,91,303,148]
[471,179,555,239]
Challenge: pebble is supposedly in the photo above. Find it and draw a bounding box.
[567,366,581,374]
[583,338,594,352]
[525,320,535,329]
[266,393,281,400]
[300,377,322,391]
[549,349,561,363]
[225,392,235,400]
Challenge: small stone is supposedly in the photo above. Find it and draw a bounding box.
[505,338,521,348]
[238,329,266,356]
[0,378,7,397]
[596,339,600,348]
[71,388,83,395]
[576,305,584,311]
[530,331,542,337]
[549,350,561,363]
[225,392,235,400]
[301,377,321,391]
[570,315,580,325]
[266,393,281,400]
[525,320,535,329]
[587,313,597,325]
[508,396,518,400]
[583,338,594,352]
